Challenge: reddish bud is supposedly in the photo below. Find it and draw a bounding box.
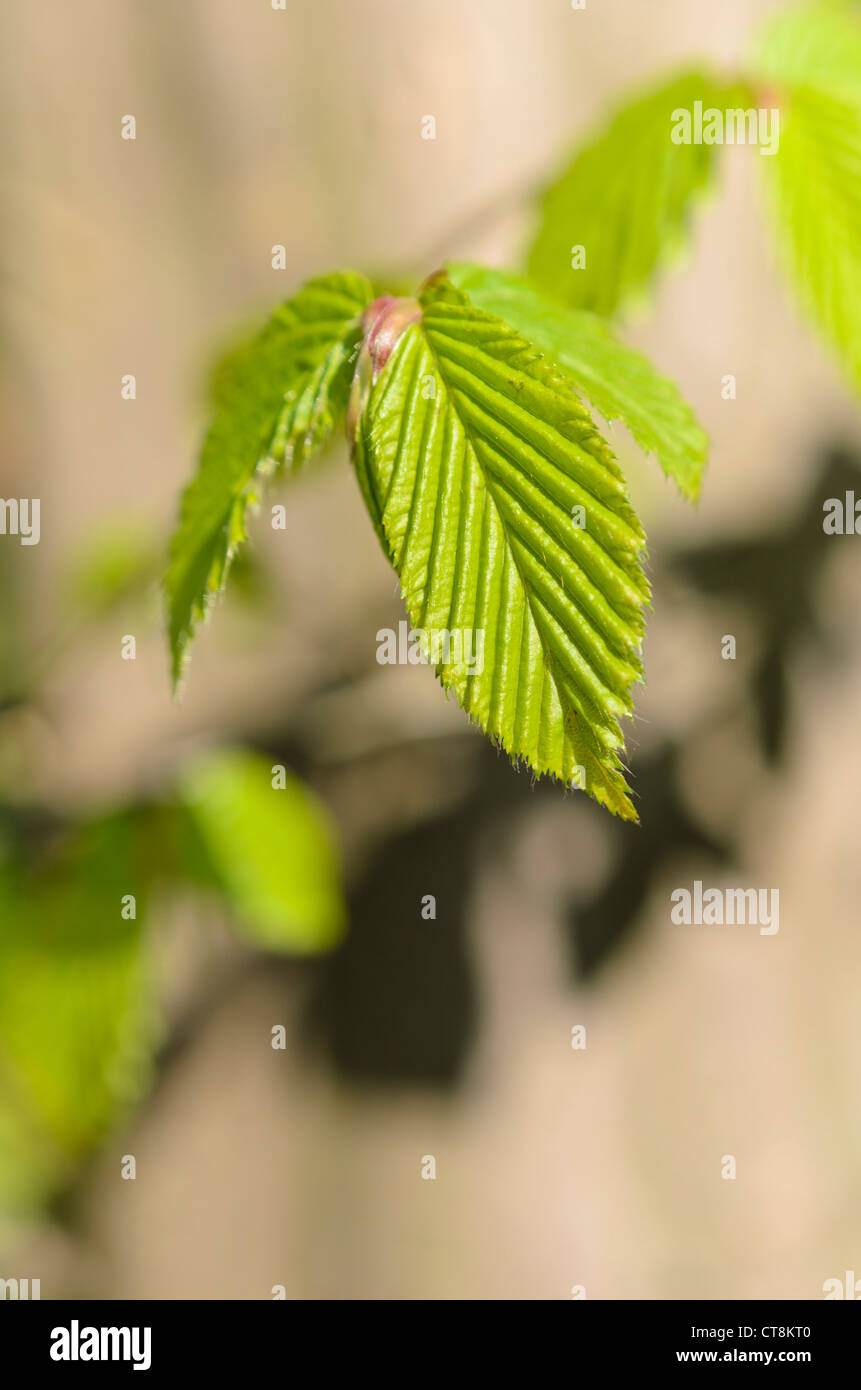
[347,295,421,442]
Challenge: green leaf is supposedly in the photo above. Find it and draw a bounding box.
[0,815,157,1216]
[448,263,708,501]
[355,277,650,820]
[178,748,346,952]
[527,71,732,316]
[65,521,161,619]
[166,271,374,689]
[749,0,861,107]
[750,4,861,394]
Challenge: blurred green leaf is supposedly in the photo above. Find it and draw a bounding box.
[178,748,346,953]
[749,0,861,106]
[751,1,861,394]
[0,814,158,1216]
[447,262,708,500]
[527,71,733,316]
[65,523,161,619]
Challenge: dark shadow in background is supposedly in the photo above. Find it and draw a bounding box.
[299,444,860,1088]
[671,444,855,766]
[566,444,857,980]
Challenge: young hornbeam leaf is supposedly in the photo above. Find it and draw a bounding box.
[447,263,708,501]
[351,273,650,820]
[166,271,374,689]
[749,0,861,107]
[750,0,861,396]
[527,71,736,317]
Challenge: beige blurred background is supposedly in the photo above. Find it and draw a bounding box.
[2,0,861,1299]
